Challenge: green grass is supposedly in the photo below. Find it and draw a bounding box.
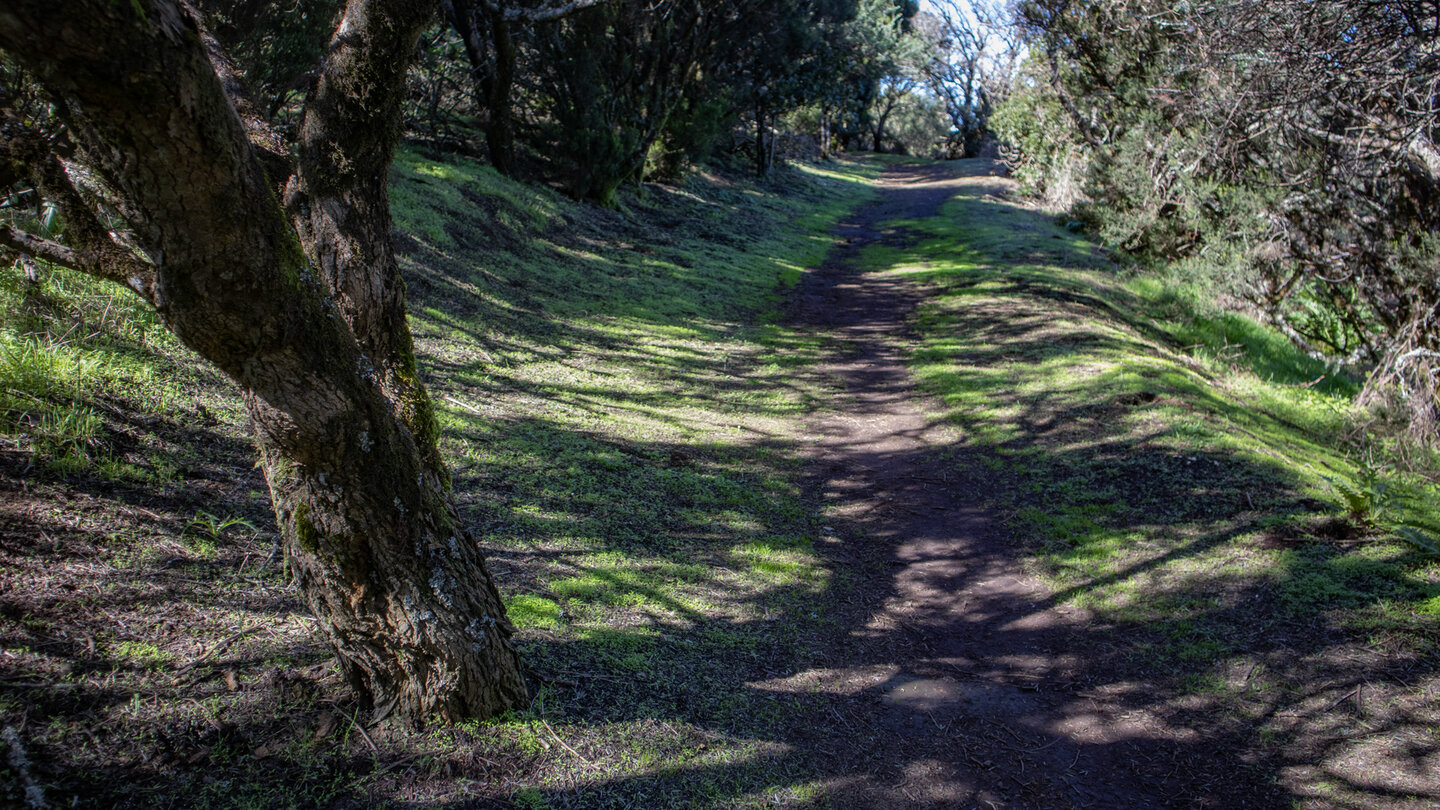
[883,185,1440,647]
[881,169,1440,799]
[386,149,881,806]
[840,170,1440,810]
[0,149,882,809]
[0,259,245,482]
[18,147,1436,807]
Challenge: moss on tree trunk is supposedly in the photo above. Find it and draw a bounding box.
[0,0,527,724]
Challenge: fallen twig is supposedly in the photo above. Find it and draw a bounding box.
[1325,687,1361,712]
[541,718,590,763]
[175,627,257,676]
[444,395,484,416]
[1275,374,1327,389]
[348,708,381,756]
[3,726,49,809]
[370,752,424,777]
[540,669,627,683]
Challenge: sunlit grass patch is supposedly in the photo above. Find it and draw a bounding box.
[381,152,882,804]
[506,594,564,630]
[728,540,821,587]
[0,144,890,810]
[109,640,173,670]
[899,169,1440,685]
[793,156,884,189]
[0,262,244,482]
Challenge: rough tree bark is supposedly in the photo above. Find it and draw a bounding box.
[0,0,528,724]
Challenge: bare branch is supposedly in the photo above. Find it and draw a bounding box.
[0,225,76,268]
[0,110,155,298]
[0,220,153,299]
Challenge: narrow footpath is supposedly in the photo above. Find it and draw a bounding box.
[777,160,1275,809]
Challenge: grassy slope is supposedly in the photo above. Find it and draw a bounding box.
[878,165,1440,808]
[390,149,882,807]
[0,150,880,809]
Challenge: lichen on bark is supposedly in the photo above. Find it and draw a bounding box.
[0,0,528,725]
[293,501,320,554]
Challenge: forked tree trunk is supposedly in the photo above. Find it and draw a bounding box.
[0,0,527,724]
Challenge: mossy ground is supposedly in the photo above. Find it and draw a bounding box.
[0,152,881,809]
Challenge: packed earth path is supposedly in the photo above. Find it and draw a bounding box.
[779,159,1280,809]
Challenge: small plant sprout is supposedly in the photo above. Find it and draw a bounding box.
[184,510,257,549]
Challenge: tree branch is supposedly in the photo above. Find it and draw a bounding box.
[0,224,76,267]
[0,109,156,298]
[482,0,610,24]
[0,216,155,297]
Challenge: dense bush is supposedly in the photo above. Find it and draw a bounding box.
[995,0,1440,439]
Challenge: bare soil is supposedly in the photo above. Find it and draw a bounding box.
[780,160,1287,808]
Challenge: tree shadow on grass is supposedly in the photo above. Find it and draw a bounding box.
[5,159,1435,810]
[433,432,1393,809]
[465,161,1437,808]
[379,160,1438,809]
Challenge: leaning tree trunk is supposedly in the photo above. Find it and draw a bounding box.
[0,0,527,724]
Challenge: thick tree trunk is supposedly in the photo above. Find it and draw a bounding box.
[280,0,527,722]
[0,0,527,724]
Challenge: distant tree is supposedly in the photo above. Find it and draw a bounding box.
[0,0,528,723]
[827,0,923,153]
[424,0,923,186]
[440,0,612,176]
[518,0,861,195]
[198,0,343,125]
[523,0,719,203]
[919,0,1018,157]
[714,0,858,175]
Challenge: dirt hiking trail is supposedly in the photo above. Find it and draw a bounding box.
[779,160,1281,809]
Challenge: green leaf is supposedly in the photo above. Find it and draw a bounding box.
[1394,526,1440,555]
